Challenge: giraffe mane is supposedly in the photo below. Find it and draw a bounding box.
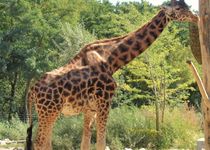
[68,35,128,64]
[85,35,128,46]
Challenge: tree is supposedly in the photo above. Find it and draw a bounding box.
[0,0,89,121]
[198,0,210,149]
[113,15,196,107]
[81,1,154,38]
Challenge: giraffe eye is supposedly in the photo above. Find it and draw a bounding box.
[176,7,181,10]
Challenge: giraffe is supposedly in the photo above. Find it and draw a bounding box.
[25,1,198,150]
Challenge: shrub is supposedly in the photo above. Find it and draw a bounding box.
[107,106,158,149]
[0,117,27,140]
[0,105,202,150]
[107,105,202,149]
[159,105,202,149]
[52,115,83,150]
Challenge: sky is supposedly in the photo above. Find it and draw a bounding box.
[109,0,199,11]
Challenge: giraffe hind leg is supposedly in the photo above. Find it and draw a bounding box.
[34,108,59,150]
[96,100,111,150]
[81,110,96,150]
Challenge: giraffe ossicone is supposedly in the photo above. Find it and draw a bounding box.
[25,1,198,150]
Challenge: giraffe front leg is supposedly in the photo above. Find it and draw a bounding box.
[96,101,111,150]
[81,110,96,150]
[34,113,58,150]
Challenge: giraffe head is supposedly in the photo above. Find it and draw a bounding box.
[162,0,198,23]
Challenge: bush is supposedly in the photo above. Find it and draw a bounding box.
[0,117,27,140]
[107,106,157,149]
[159,106,203,149]
[0,105,202,149]
[107,105,202,149]
[52,115,83,150]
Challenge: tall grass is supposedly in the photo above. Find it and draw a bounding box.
[0,105,202,149]
[0,117,27,140]
[52,115,83,150]
[52,105,202,149]
[107,105,202,149]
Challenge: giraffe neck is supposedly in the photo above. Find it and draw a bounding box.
[107,9,169,74]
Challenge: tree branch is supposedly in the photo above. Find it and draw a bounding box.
[186,60,210,107]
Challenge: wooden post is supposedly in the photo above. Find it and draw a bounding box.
[199,0,210,149]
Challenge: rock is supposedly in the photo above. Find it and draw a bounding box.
[196,138,205,150]
[0,139,11,145]
[105,146,110,150]
[0,140,7,145]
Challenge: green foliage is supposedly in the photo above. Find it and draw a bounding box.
[81,1,157,38]
[52,115,83,150]
[113,20,198,107]
[107,106,157,148]
[0,106,201,149]
[56,23,96,65]
[0,117,27,140]
[0,0,94,120]
[0,0,60,77]
[159,105,202,148]
[107,105,202,149]
[0,2,203,149]
[0,0,68,120]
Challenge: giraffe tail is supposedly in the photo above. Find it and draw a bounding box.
[25,91,33,150]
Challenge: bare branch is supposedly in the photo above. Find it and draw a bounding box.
[186,60,210,107]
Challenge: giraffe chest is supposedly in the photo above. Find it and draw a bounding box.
[61,95,97,116]
[61,103,81,116]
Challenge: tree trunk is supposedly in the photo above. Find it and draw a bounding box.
[155,98,160,132]
[199,0,210,149]
[146,56,160,139]
[161,67,166,123]
[24,78,32,123]
[8,72,18,121]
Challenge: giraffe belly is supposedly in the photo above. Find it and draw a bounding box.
[61,104,81,116]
